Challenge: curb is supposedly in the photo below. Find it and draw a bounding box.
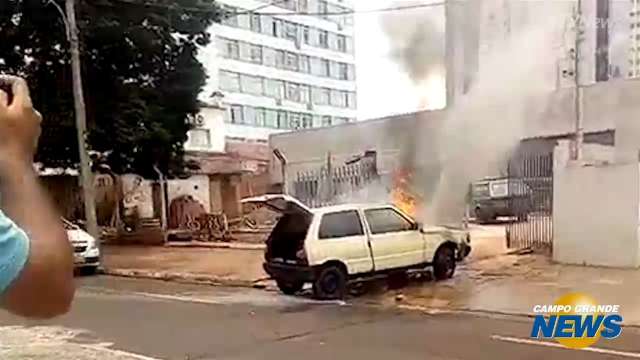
[165,242,266,250]
[101,268,269,289]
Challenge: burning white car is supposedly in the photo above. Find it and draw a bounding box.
[243,195,470,299]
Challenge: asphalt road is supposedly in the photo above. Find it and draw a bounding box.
[0,276,639,359]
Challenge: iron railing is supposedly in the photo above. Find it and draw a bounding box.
[506,153,554,251]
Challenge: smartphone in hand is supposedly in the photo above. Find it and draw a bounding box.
[0,76,16,104]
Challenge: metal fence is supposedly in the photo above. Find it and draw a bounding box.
[293,154,379,208]
[506,153,554,251]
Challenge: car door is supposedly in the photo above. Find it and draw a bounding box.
[308,210,374,275]
[363,207,423,271]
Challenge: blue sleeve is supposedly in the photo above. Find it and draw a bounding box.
[0,210,30,294]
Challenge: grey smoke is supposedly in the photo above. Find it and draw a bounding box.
[382,1,570,225]
[380,1,445,86]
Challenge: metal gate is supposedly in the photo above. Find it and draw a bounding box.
[506,153,554,251]
[293,153,379,208]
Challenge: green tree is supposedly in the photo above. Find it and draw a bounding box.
[0,0,220,177]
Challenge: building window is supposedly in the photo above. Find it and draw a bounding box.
[300,55,310,73]
[249,44,262,64]
[300,85,311,103]
[321,58,330,77]
[284,21,298,42]
[250,14,261,32]
[243,106,257,125]
[339,63,349,80]
[302,26,311,44]
[285,52,299,71]
[255,108,266,126]
[230,105,244,124]
[219,71,240,92]
[188,129,211,148]
[277,110,288,128]
[272,19,282,37]
[348,64,356,80]
[261,16,274,34]
[240,74,264,95]
[286,83,301,102]
[265,79,285,99]
[236,12,251,30]
[337,35,346,52]
[330,90,346,107]
[225,39,239,59]
[289,112,301,129]
[313,87,331,105]
[318,1,328,16]
[298,0,308,12]
[265,109,278,128]
[321,115,332,127]
[318,30,329,48]
[263,47,277,67]
[275,50,285,68]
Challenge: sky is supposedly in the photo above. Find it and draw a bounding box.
[354,0,447,120]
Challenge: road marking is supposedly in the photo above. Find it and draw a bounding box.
[492,335,640,358]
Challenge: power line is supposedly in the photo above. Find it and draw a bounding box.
[100,0,445,17]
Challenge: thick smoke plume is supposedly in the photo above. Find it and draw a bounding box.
[381,1,445,87]
[383,1,569,225]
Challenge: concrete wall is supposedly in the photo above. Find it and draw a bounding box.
[553,162,640,267]
[270,78,640,188]
[167,175,211,213]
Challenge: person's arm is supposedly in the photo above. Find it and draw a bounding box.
[0,76,74,318]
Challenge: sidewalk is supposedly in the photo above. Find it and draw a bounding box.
[381,254,640,326]
[102,245,267,287]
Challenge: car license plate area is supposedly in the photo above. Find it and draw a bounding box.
[74,254,85,264]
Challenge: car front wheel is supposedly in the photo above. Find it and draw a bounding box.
[433,247,456,280]
[313,265,347,300]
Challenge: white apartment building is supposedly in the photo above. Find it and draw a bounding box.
[186,0,357,153]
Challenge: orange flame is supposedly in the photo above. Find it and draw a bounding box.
[391,169,420,219]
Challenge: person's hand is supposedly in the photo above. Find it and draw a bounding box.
[0,76,41,173]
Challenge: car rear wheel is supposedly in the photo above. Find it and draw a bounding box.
[276,280,304,295]
[433,247,456,280]
[313,265,347,300]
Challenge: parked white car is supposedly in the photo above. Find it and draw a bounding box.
[62,219,100,274]
[242,195,470,300]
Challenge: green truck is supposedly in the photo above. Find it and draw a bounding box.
[470,177,533,224]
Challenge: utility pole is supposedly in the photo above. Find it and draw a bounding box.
[634,0,639,78]
[573,0,585,160]
[444,0,457,108]
[64,0,99,239]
